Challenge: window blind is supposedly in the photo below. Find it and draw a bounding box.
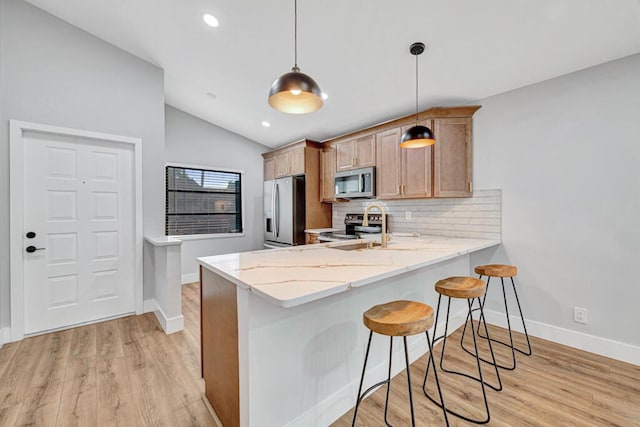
[165,166,243,236]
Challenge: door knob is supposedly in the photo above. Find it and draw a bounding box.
[26,231,36,239]
[26,246,46,253]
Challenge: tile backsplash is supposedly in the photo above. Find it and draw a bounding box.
[332,189,501,240]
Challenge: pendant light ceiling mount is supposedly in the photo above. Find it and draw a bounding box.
[409,42,425,56]
[400,42,436,149]
[268,0,323,114]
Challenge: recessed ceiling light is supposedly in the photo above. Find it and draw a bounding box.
[261,121,271,127]
[203,14,219,28]
[206,91,217,99]
[321,92,329,100]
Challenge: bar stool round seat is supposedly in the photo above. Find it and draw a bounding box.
[364,300,434,336]
[474,264,517,278]
[353,300,448,426]
[435,276,486,299]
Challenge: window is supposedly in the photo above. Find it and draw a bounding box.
[166,166,243,236]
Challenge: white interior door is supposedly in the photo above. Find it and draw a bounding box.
[22,131,136,334]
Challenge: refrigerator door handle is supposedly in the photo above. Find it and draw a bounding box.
[271,181,277,239]
[274,182,280,238]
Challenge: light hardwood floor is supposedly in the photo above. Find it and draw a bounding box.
[1,284,638,426]
[0,283,216,427]
[334,323,640,426]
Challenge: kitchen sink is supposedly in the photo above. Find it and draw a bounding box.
[329,241,382,251]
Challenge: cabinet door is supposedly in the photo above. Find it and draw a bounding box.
[264,157,276,181]
[335,140,356,171]
[275,152,290,177]
[375,128,402,199]
[433,117,472,197]
[355,135,376,167]
[289,147,305,175]
[320,148,336,201]
[401,121,433,198]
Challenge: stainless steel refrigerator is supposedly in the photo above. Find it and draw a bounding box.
[264,175,306,248]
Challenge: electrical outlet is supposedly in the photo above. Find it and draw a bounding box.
[405,211,412,220]
[573,307,588,324]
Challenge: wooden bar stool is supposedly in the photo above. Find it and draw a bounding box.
[352,300,449,427]
[461,264,532,370]
[423,277,502,425]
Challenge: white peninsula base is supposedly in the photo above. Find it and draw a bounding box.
[199,237,500,427]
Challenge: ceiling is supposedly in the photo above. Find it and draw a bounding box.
[24,0,640,148]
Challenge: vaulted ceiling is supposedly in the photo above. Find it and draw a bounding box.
[25,0,640,147]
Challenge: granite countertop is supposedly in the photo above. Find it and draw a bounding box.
[198,236,500,308]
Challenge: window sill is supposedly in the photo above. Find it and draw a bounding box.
[167,233,245,241]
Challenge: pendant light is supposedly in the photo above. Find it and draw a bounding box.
[400,42,435,148]
[268,0,323,114]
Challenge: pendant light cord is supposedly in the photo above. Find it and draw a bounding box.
[294,0,298,69]
[415,52,419,124]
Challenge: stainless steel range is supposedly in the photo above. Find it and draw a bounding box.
[318,213,388,242]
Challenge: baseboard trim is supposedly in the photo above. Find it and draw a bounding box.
[287,309,468,427]
[0,327,10,348]
[181,272,199,285]
[144,298,184,335]
[483,309,640,366]
[153,303,184,335]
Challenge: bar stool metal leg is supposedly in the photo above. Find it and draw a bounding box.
[452,297,503,391]
[352,333,397,427]
[384,337,393,426]
[402,337,416,426]
[463,275,533,370]
[352,331,373,427]
[424,329,449,426]
[424,295,500,424]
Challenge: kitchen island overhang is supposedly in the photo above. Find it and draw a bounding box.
[198,237,500,427]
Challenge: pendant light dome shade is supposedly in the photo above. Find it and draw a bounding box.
[268,0,323,114]
[400,42,435,148]
[268,67,323,114]
[400,125,435,148]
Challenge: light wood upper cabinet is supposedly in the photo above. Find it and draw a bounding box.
[261,140,332,232]
[401,121,433,199]
[375,128,402,199]
[274,147,305,178]
[433,117,472,197]
[376,123,432,200]
[335,135,376,171]
[275,152,290,177]
[264,157,276,181]
[320,147,336,202]
[289,147,305,175]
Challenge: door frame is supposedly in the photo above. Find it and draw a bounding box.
[9,120,143,341]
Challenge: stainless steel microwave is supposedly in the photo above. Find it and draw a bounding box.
[334,167,375,199]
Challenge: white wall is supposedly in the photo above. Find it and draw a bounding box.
[0,0,165,331]
[164,105,269,281]
[0,0,4,348]
[472,53,640,347]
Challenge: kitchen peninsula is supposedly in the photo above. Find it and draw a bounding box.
[198,236,500,427]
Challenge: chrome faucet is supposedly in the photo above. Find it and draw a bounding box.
[362,204,388,248]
